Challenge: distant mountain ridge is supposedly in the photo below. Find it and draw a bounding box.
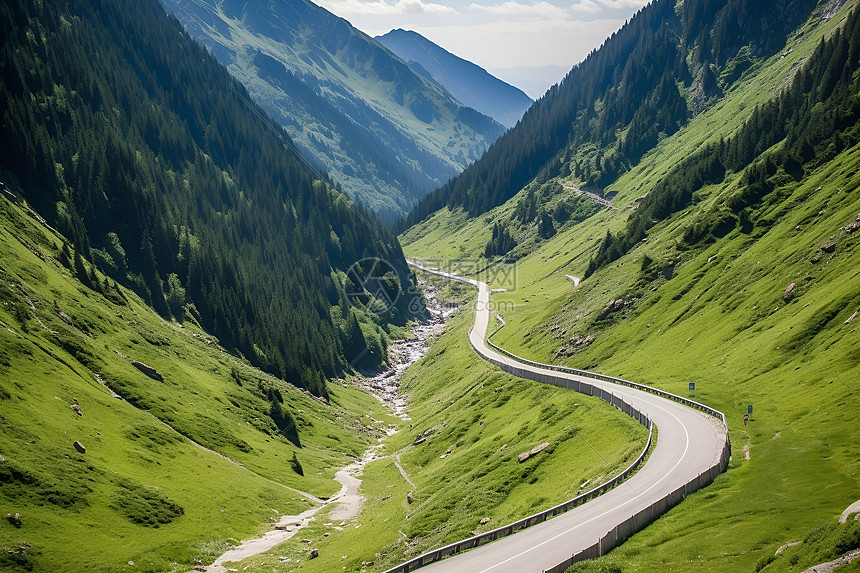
[486,65,570,100]
[158,0,504,222]
[377,29,533,128]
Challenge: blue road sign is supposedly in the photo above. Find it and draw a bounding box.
[748,404,753,414]
[689,382,695,391]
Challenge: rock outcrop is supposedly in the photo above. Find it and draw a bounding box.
[132,361,163,382]
[517,442,550,463]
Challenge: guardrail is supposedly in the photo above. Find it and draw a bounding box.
[545,436,731,573]
[484,336,728,427]
[397,263,731,573]
[382,422,653,573]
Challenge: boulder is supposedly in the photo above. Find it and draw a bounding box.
[558,333,596,357]
[57,310,75,327]
[529,442,550,456]
[480,517,492,525]
[845,310,860,325]
[783,282,797,302]
[309,548,319,559]
[131,361,163,382]
[518,442,551,463]
[820,240,836,253]
[842,212,860,233]
[597,298,633,320]
[73,440,86,454]
[70,404,82,416]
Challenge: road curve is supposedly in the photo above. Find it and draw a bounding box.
[409,263,727,573]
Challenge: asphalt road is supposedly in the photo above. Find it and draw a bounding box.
[410,263,726,573]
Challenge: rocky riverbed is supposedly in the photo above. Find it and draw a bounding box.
[360,278,459,420]
[206,278,457,571]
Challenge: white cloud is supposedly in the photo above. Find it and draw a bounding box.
[421,17,626,68]
[571,0,600,13]
[597,0,648,8]
[468,1,569,19]
[317,0,457,16]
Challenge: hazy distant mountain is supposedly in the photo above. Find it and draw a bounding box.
[377,29,533,128]
[486,65,571,100]
[158,0,504,221]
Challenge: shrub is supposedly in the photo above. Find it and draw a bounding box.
[111,480,184,527]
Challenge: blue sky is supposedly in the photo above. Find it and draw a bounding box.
[314,0,649,96]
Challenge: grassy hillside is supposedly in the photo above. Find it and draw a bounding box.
[402,2,860,571]
[218,277,648,572]
[0,188,398,572]
[0,0,419,399]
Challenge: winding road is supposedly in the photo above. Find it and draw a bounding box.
[405,263,728,573]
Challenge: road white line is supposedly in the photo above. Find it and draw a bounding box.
[476,400,690,572]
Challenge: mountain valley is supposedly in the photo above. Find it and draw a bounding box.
[2,0,860,572]
[158,0,505,221]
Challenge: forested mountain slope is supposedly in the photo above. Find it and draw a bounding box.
[376,29,533,128]
[402,0,820,229]
[401,1,860,571]
[0,0,419,397]
[158,0,504,222]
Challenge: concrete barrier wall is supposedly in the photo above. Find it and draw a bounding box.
[476,338,728,573]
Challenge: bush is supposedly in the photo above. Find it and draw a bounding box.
[111,480,184,527]
[754,554,775,571]
[835,520,860,554]
[290,452,304,476]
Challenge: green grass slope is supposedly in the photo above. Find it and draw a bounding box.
[0,190,398,572]
[402,3,860,572]
[220,277,648,572]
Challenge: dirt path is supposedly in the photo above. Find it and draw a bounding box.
[799,549,860,573]
[328,444,384,521]
[394,453,416,492]
[205,287,447,571]
[206,507,320,572]
[206,443,382,572]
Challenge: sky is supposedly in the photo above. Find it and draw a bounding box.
[313,0,650,97]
